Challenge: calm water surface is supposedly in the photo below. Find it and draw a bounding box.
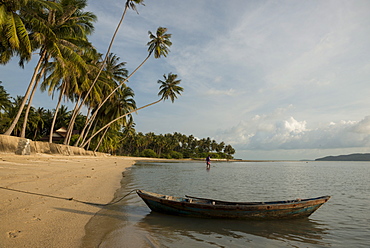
[82,161,370,247]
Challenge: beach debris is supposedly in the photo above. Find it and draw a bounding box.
[7,230,21,238]
[32,216,41,221]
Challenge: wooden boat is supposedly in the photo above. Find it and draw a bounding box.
[136,190,330,220]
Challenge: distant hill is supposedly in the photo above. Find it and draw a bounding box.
[315,153,370,161]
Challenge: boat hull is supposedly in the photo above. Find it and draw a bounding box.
[136,190,330,220]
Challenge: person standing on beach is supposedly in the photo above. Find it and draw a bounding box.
[206,155,211,168]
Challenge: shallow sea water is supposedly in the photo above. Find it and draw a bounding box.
[82,161,370,247]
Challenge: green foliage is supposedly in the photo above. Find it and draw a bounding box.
[141,149,157,158]
[169,151,183,159]
[0,81,235,157]
[0,81,12,112]
[70,134,80,147]
[117,131,235,159]
[0,1,228,159]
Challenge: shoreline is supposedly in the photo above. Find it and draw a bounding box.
[0,154,149,248]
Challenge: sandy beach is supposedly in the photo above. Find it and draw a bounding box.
[0,154,143,248]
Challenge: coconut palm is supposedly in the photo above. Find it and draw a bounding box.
[65,0,145,143]
[119,117,136,140]
[0,0,60,61]
[224,144,235,156]
[74,53,128,145]
[157,73,183,102]
[20,62,49,138]
[80,73,183,148]
[0,81,11,112]
[147,27,172,59]
[1,0,55,134]
[63,48,105,144]
[3,0,96,137]
[41,47,99,143]
[1,1,60,137]
[74,26,172,146]
[0,0,44,65]
[29,107,46,140]
[88,85,136,151]
[4,96,28,136]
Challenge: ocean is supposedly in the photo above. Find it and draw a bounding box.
[81,161,370,247]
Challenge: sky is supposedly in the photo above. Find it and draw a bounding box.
[1,0,370,160]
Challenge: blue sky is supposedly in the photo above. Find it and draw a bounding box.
[2,0,370,160]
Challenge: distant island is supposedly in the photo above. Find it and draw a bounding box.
[315,153,370,161]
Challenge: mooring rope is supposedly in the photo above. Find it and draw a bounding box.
[0,186,137,206]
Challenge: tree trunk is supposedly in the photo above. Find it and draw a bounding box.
[63,94,81,145]
[94,125,110,152]
[70,3,131,143]
[20,77,39,138]
[79,53,151,146]
[49,84,66,143]
[20,58,48,138]
[73,106,91,146]
[80,98,162,148]
[3,50,47,136]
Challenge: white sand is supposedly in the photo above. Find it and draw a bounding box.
[0,154,145,248]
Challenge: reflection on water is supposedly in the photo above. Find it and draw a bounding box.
[82,161,370,248]
[136,212,330,248]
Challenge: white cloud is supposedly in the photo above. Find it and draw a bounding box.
[352,116,370,134]
[217,111,370,152]
[2,0,370,160]
[206,88,237,96]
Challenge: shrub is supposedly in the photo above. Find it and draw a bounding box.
[141,149,157,158]
[170,151,183,159]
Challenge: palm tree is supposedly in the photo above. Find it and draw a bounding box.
[224,145,235,157]
[157,73,183,102]
[116,116,136,154]
[1,0,57,135]
[0,0,38,65]
[30,107,46,140]
[0,0,61,64]
[74,53,128,146]
[5,96,27,136]
[41,47,99,143]
[75,26,172,146]
[89,85,136,150]
[65,0,145,143]
[80,72,183,148]
[20,63,48,138]
[0,81,12,133]
[0,81,11,112]
[3,0,96,136]
[147,27,172,59]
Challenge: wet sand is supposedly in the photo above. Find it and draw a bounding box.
[0,154,145,248]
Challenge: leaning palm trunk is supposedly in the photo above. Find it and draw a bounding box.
[64,99,79,145]
[64,95,83,145]
[73,106,91,146]
[3,50,47,136]
[65,1,132,144]
[49,84,66,143]
[80,72,183,149]
[20,56,49,138]
[79,53,151,146]
[86,120,98,150]
[94,125,110,152]
[80,98,162,148]
[20,74,40,138]
[63,94,82,145]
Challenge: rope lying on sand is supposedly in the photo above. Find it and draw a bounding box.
[0,186,136,206]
